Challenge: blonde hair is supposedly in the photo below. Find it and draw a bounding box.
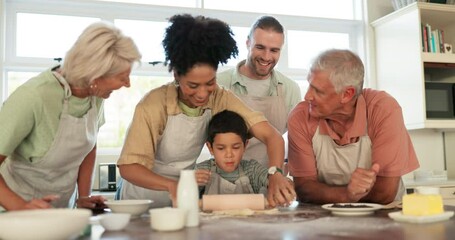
[61,21,141,87]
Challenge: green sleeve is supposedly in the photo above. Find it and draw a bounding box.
[243,160,268,194]
[0,86,41,155]
[195,159,213,170]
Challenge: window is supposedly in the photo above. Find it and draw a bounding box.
[288,31,350,69]
[2,0,365,154]
[114,19,168,63]
[16,13,100,58]
[204,0,357,20]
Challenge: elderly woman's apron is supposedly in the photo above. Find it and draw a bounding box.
[204,163,254,195]
[120,110,211,208]
[238,85,287,167]
[312,126,404,200]
[0,72,98,208]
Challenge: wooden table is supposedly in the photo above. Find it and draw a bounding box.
[82,204,455,240]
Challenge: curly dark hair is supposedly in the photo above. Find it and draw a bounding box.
[162,14,239,76]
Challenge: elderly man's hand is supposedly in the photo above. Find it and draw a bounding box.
[347,163,380,202]
[267,173,296,207]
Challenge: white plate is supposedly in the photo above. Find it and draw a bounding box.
[388,211,454,223]
[322,203,383,216]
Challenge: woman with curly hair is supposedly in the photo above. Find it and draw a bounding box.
[117,14,295,208]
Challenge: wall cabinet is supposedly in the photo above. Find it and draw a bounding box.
[372,2,455,130]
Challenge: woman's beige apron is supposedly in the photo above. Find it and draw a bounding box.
[120,110,211,208]
[312,126,404,200]
[0,72,98,208]
[238,85,287,167]
[204,162,254,194]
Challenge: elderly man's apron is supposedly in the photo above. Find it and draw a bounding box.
[0,72,97,208]
[204,163,254,194]
[120,110,211,208]
[312,126,404,200]
[238,85,287,167]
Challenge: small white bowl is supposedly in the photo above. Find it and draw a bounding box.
[0,209,91,240]
[99,213,131,231]
[149,207,186,231]
[105,199,153,217]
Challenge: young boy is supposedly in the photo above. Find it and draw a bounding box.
[195,110,269,195]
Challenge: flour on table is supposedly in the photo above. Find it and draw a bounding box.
[211,208,279,216]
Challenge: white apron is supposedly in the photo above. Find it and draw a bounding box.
[312,125,404,201]
[120,110,211,208]
[0,72,98,208]
[204,162,254,195]
[239,85,287,167]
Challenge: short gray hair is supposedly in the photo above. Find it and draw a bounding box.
[61,21,141,87]
[309,49,364,96]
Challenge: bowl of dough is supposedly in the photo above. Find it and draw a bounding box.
[0,208,91,240]
[105,199,153,217]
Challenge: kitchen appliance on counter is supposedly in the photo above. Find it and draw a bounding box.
[425,81,455,118]
[99,163,118,192]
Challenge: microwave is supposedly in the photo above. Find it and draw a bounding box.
[99,163,118,192]
[425,82,455,118]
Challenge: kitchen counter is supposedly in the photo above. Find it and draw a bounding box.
[81,204,455,240]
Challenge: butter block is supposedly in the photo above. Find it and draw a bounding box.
[402,193,444,216]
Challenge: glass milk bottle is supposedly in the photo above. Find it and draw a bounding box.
[177,170,200,227]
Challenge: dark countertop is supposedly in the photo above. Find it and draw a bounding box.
[82,204,455,240]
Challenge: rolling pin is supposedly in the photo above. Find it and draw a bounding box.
[200,194,267,211]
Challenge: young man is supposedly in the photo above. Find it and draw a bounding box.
[217,16,301,167]
[288,49,419,204]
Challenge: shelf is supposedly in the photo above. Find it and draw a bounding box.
[407,120,455,130]
[374,1,455,131]
[422,52,455,63]
[424,62,455,68]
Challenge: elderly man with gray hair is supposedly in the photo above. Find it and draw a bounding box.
[288,49,419,204]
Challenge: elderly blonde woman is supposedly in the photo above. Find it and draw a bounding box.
[0,21,141,211]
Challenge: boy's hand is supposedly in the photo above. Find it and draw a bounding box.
[195,169,211,186]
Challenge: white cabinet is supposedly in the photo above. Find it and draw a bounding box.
[372,2,455,130]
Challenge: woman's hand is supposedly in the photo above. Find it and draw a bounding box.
[76,195,107,209]
[167,181,178,207]
[195,169,211,186]
[267,173,296,207]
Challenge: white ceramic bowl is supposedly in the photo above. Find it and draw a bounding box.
[0,208,91,240]
[105,199,153,217]
[99,213,131,231]
[149,207,186,231]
